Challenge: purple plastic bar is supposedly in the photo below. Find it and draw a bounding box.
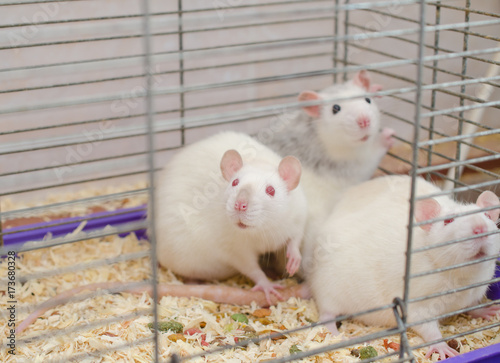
[445,343,500,363]
[486,262,500,301]
[2,205,148,247]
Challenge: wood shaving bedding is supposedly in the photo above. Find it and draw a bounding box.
[2,190,500,362]
[2,232,500,363]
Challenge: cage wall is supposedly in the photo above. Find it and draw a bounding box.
[1,0,499,362]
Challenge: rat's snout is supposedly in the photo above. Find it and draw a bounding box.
[235,200,247,211]
[473,225,486,235]
[234,189,249,212]
[357,115,371,129]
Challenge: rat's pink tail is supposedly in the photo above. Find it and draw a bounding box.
[16,282,308,334]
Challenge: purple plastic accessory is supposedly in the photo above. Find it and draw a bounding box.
[445,343,500,363]
[2,205,148,248]
[486,261,500,301]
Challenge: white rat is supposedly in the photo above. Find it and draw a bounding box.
[155,131,307,303]
[309,175,500,359]
[14,132,309,334]
[260,71,395,277]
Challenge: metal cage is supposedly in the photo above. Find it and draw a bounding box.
[1,0,499,362]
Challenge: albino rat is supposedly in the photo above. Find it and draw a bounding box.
[155,131,307,303]
[15,132,309,334]
[309,175,500,359]
[260,71,395,277]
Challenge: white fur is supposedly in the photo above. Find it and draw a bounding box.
[317,82,383,163]
[262,72,394,278]
[155,131,307,283]
[310,175,500,355]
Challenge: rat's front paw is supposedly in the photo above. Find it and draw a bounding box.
[286,245,302,276]
[425,342,459,359]
[251,280,284,306]
[468,305,500,320]
[380,127,395,149]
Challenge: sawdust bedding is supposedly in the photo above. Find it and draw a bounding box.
[2,186,500,363]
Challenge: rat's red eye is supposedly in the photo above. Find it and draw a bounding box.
[232,179,239,187]
[266,185,275,197]
[485,213,492,220]
[444,218,455,226]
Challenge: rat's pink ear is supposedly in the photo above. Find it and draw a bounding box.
[278,156,302,191]
[220,149,243,182]
[353,70,382,96]
[415,198,441,232]
[477,190,500,222]
[353,70,371,91]
[298,91,322,118]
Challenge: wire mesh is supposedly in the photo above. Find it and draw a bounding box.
[0,0,499,362]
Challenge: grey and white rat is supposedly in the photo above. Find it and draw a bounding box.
[155,131,307,303]
[259,71,395,277]
[260,70,394,183]
[309,175,500,359]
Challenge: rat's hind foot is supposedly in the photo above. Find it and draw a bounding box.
[424,342,459,359]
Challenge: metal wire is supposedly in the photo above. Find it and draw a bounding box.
[2,0,500,362]
[3,71,498,156]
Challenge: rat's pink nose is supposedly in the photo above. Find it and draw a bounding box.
[357,116,370,129]
[473,226,486,235]
[235,200,248,211]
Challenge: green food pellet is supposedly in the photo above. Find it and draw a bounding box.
[359,346,378,359]
[289,344,302,354]
[147,320,184,333]
[231,313,249,324]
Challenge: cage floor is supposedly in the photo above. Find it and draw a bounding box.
[2,188,500,362]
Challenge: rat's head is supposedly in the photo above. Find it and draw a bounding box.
[220,149,302,230]
[299,70,382,146]
[415,191,500,265]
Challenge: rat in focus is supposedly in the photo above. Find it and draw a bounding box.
[16,131,310,334]
[155,131,307,303]
[259,71,395,277]
[309,175,500,359]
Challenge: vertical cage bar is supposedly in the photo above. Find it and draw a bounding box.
[451,0,471,191]
[342,0,350,81]
[178,0,186,146]
[141,0,160,361]
[333,0,340,83]
[393,298,415,362]
[427,0,442,182]
[403,0,427,345]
